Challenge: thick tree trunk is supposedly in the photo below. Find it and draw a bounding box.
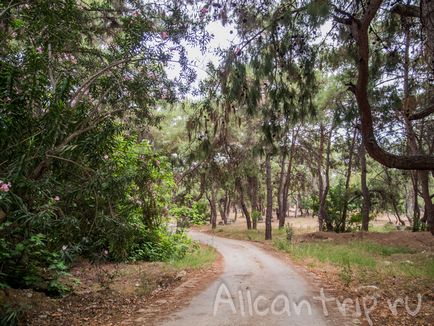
[265,153,273,240]
[420,172,434,233]
[342,0,434,170]
[236,177,252,230]
[359,140,371,231]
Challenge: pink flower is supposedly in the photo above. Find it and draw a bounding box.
[103,154,109,160]
[161,31,169,40]
[132,10,139,17]
[200,6,209,15]
[54,196,60,201]
[0,181,11,193]
[0,184,9,192]
[36,46,43,54]
[103,250,108,256]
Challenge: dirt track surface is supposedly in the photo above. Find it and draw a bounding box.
[160,231,350,326]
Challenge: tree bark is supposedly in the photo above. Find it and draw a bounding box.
[282,128,299,221]
[265,153,273,240]
[277,151,287,228]
[401,21,434,233]
[208,186,218,229]
[359,139,371,231]
[339,127,357,232]
[235,177,252,229]
[337,0,434,170]
[410,173,420,230]
[318,124,333,232]
[218,196,228,225]
[248,175,260,229]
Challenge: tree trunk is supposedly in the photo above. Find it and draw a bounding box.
[235,177,252,230]
[318,124,333,231]
[340,128,357,232]
[208,187,217,229]
[281,127,299,221]
[410,173,420,230]
[401,21,434,233]
[360,140,371,231]
[248,175,260,230]
[265,153,273,240]
[277,152,287,228]
[343,0,434,170]
[421,0,434,78]
[224,195,231,219]
[218,197,228,225]
[420,172,434,233]
[298,193,304,216]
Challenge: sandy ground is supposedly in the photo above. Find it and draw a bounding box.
[158,231,353,326]
[219,208,400,234]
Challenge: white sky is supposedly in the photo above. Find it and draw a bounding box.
[166,19,334,94]
[166,20,235,86]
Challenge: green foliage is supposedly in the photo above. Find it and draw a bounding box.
[0,231,69,295]
[170,200,209,226]
[0,0,209,296]
[131,228,192,262]
[339,258,353,287]
[284,223,294,242]
[0,135,177,294]
[252,210,261,224]
[0,303,23,326]
[168,244,216,270]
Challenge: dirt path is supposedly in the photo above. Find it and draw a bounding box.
[159,231,350,326]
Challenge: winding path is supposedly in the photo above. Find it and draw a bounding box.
[160,231,347,326]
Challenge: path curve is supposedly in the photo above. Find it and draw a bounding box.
[160,231,346,326]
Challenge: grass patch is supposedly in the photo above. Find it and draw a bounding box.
[207,225,433,284]
[369,223,398,233]
[272,238,433,282]
[168,244,217,270]
[273,239,377,268]
[138,244,217,295]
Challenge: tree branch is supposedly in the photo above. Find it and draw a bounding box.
[408,102,434,120]
[391,4,420,18]
[347,0,434,170]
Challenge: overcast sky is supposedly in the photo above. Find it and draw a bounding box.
[166,18,333,94]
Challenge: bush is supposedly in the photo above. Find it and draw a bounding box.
[285,224,294,242]
[130,227,191,262]
[170,202,209,226]
[0,136,177,295]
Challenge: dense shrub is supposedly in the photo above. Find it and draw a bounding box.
[170,200,209,226]
[0,135,180,294]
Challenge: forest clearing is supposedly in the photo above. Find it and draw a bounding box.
[1,0,433,325]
